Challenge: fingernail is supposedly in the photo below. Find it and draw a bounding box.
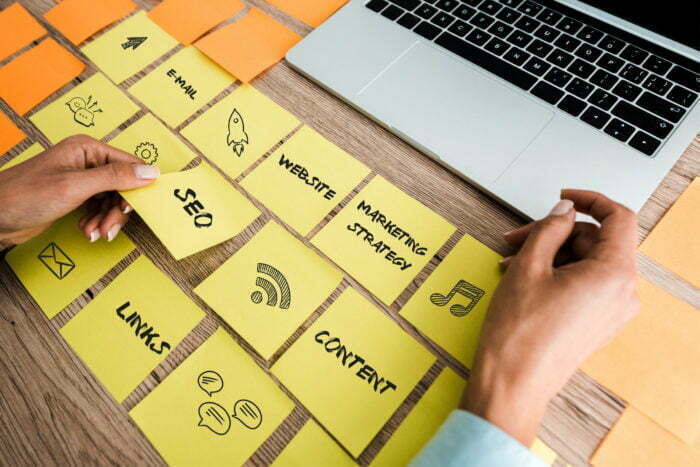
[134,165,160,180]
[548,199,574,216]
[107,224,122,242]
[89,230,100,243]
[122,204,133,214]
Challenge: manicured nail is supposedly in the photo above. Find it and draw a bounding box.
[89,230,100,243]
[122,204,133,214]
[548,199,574,216]
[107,224,122,242]
[134,165,160,179]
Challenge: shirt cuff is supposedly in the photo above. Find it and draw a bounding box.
[410,410,546,467]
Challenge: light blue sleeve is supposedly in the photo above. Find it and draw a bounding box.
[410,410,546,467]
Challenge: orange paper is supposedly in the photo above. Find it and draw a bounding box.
[591,407,700,467]
[0,112,25,156]
[195,8,301,83]
[44,0,137,45]
[148,0,245,46]
[582,279,700,444]
[0,3,47,62]
[640,178,700,288]
[0,38,85,115]
[266,0,349,27]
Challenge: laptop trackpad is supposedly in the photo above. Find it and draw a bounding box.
[355,41,554,184]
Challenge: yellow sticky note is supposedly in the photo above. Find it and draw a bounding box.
[60,256,204,402]
[400,234,502,367]
[241,126,370,235]
[5,210,135,318]
[195,222,342,360]
[273,420,354,467]
[530,439,557,465]
[640,178,700,288]
[181,83,299,179]
[272,288,435,457]
[0,142,45,171]
[130,328,295,465]
[30,72,139,144]
[129,47,233,127]
[107,113,196,173]
[371,368,465,466]
[311,176,455,305]
[121,162,260,260]
[81,11,178,84]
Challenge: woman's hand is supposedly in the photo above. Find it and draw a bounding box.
[461,189,639,446]
[0,135,159,248]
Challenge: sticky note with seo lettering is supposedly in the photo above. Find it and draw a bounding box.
[107,113,196,173]
[1,143,44,171]
[272,287,435,457]
[43,0,137,45]
[195,222,342,360]
[5,210,135,318]
[0,3,46,62]
[30,72,139,144]
[241,126,370,235]
[181,84,299,180]
[130,328,295,466]
[60,256,204,402]
[121,162,261,260]
[311,176,455,305]
[400,234,502,367]
[0,112,25,156]
[129,47,233,127]
[81,11,178,84]
[272,420,354,467]
[371,367,465,466]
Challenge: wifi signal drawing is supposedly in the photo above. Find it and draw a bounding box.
[250,263,291,310]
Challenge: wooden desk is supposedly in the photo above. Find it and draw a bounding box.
[1,0,698,464]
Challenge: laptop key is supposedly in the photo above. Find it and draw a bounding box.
[448,20,473,36]
[514,16,539,33]
[642,75,672,96]
[531,81,564,104]
[598,53,624,73]
[534,24,560,42]
[598,35,625,54]
[612,81,642,101]
[667,66,700,92]
[667,86,698,107]
[620,64,648,84]
[466,28,491,46]
[470,12,495,29]
[389,0,421,10]
[462,0,483,5]
[558,95,587,116]
[454,5,476,20]
[580,106,610,129]
[398,12,422,29]
[489,21,514,38]
[484,37,509,56]
[547,48,574,68]
[556,17,582,35]
[523,56,550,76]
[553,34,580,52]
[526,39,553,58]
[568,58,595,79]
[478,0,502,15]
[517,1,542,16]
[629,131,661,156]
[503,47,530,65]
[574,44,602,62]
[612,101,673,139]
[499,0,522,7]
[431,11,456,27]
[382,5,404,20]
[496,7,520,24]
[588,89,617,110]
[435,32,537,89]
[435,0,459,12]
[620,45,648,65]
[637,92,685,123]
[544,67,572,87]
[416,4,438,19]
[576,26,603,44]
[414,21,442,39]
[643,55,671,75]
[366,0,389,12]
[565,78,594,99]
[590,69,618,90]
[537,8,562,25]
[507,30,532,47]
[604,118,634,142]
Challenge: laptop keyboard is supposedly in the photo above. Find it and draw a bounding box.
[365,0,700,157]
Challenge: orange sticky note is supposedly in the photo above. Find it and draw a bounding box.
[0,38,85,115]
[148,0,245,46]
[266,0,349,27]
[591,407,700,467]
[582,279,700,444]
[195,8,301,83]
[640,178,700,288]
[0,112,25,156]
[44,0,137,45]
[0,3,47,62]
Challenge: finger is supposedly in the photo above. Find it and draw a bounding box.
[512,199,576,272]
[54,135,144,169]
[65,162,159,202]
[569,222,599,259]
[98,203,130,242]
[81,194,115,241]
[561,189,637,259]
[503,221,535,248]
[119,197,133,214]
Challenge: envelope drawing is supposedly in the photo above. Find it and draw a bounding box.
[38,242,76,279]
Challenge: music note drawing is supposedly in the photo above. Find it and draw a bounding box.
[430,280,485,317]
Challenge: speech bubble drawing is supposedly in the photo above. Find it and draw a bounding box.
[197,370,224,396]
[232,399,263,430]
[197,402,231,435]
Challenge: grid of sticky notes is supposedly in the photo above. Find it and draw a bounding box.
[273,287,436,457]
[312,176,456,305]
[5,210,135,318]
[130,328,295,465]
[61,256,204,402]
[195,222,342,360]
[120,162,261,260]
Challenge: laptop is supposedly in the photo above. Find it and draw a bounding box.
[286,0,700,218]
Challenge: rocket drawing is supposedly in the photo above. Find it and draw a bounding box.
[227,108,249,157]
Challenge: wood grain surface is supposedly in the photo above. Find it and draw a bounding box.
[0,1,698,465]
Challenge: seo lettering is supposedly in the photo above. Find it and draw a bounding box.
[174,188,213,228]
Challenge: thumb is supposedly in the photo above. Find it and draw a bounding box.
[513,199,576,272]
[67,163,160,198]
